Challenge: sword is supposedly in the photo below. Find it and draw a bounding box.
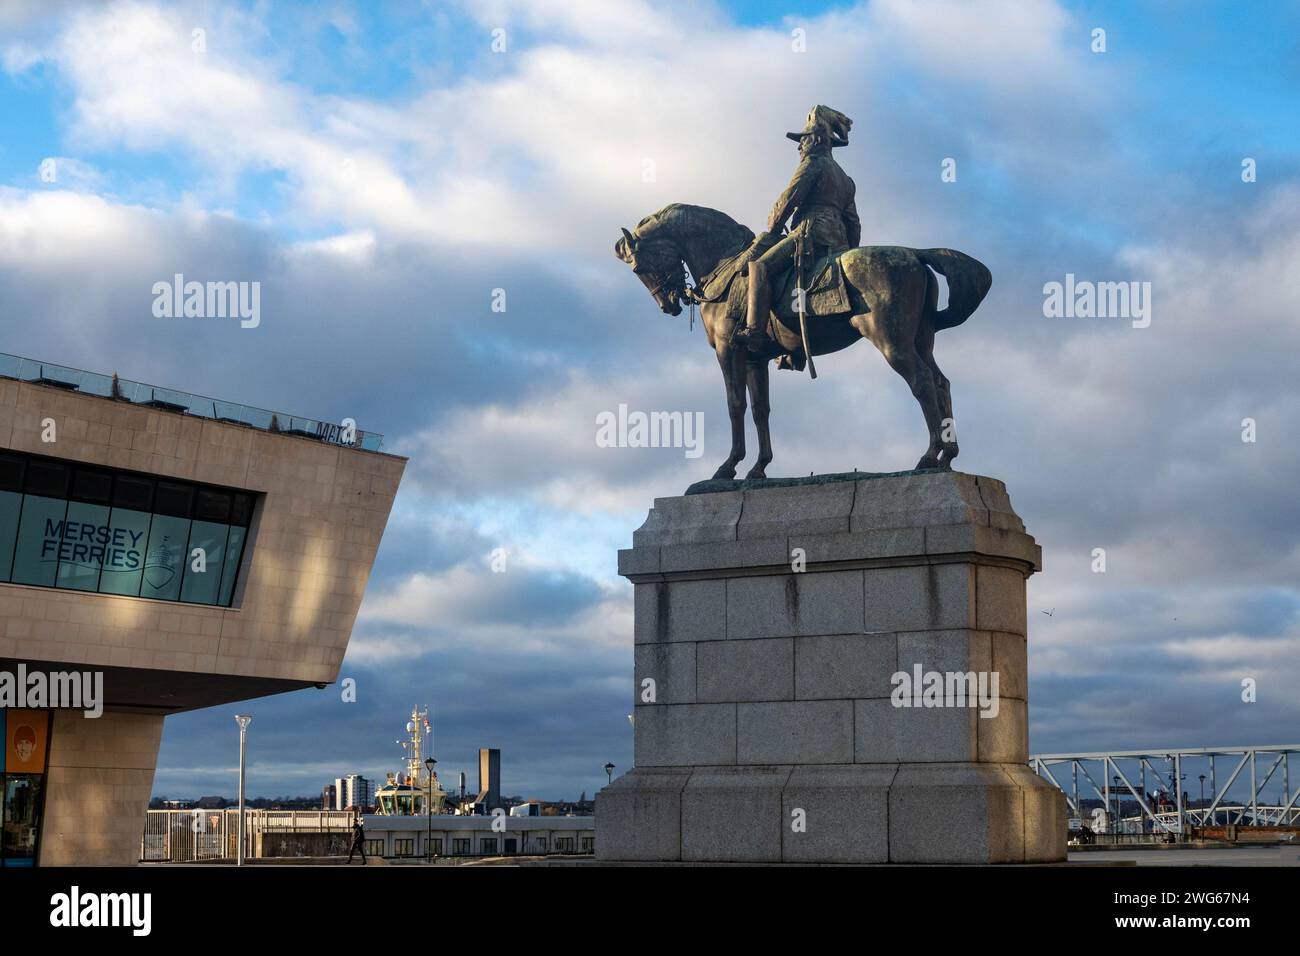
[796,232,817,379]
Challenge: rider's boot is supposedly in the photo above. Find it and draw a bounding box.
[734,260,772,351]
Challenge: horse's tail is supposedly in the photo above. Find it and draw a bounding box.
[917,248,991,331]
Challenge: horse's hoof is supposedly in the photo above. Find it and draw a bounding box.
[712,466,737,480]
[745,466,767,480]
[915,454,941,471]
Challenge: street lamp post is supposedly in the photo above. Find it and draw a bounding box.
[235,715,251,866]
[604,762,615,786]
[425,756,436,863]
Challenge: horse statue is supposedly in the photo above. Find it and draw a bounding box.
[614,202,991,480]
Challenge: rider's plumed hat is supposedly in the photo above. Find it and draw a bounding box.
[786,105,852,147]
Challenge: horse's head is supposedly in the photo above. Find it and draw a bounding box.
[614,225,685,317]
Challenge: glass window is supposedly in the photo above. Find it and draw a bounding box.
[71,468,112,504]
[2,776,43,866]
[23,461,68,498]
[153,482,193,518]
[11,495,68,586]
[98,507,151,597]
[231,493,253,526]
[180,520,229,605]
[194,489,231,523]
[0,454,24,492]
[113,475,153,512]
[0,489,21,581]
[0,452,253,606]
[480,838,497,854]
[3,709,50,867]
[55,500,110,592]
[218,525,247,605]
[140,514,189,602]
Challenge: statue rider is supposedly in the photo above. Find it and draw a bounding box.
[733,106,860,351]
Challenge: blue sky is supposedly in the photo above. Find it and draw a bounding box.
[1,0,1298,802]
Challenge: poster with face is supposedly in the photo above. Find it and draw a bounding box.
[5,709,49,773]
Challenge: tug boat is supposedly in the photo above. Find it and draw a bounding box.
[374,706,447,815]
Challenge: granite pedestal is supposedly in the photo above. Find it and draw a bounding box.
[595,470,1067,864]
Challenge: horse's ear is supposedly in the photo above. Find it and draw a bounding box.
[621,227,636,249]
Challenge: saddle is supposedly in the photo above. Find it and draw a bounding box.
[692,247,852,319]
[775,251,852,317]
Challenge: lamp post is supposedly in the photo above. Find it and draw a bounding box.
[425,756,436,862]
[604,762,615,786]
[235,715,251,866]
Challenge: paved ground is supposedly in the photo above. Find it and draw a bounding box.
[1070,845,1300,866]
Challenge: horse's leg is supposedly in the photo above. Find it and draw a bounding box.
[890,345,945,471]
[744,358,772,479]
[712,344,747,480]
[915,323,958,466]
[851,305,945,471]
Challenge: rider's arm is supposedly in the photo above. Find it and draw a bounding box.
[843,187,862,248]
[767,155,822,233]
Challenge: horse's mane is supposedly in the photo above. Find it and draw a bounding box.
[634,203,754,248]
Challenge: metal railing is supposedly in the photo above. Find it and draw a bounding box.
[0,352,383,451]
[142,809,356,862]
[1031,744,1300,836]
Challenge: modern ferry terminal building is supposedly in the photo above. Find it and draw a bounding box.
[0,354,404,866]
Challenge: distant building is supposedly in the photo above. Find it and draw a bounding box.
[333,774,374,811]
[322,784,336,811]
[466,748,501,814]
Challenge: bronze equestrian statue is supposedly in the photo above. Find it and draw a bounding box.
[614,105,991,481]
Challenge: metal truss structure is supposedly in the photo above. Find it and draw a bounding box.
[1029,745,1300,834]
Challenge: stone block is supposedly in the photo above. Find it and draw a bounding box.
[923,523,1042,570]
[976,564,1028,634]
[634,703,736,766]
[737,480,854,540]
[727,570,863,639]
[634,579,726,644]
[633,491,742,547]
[737,700,854,764]
[782,764,895,863]
[617,547,659,576]
[990,631,1028,700]
[850,472,987,531]
[697,638,793,702]
[896,628,989,676]
[888,763,1024,863]
[595,767,692,861]
[863,563,972,632]
[1010,763,1070,862]
[977,697,1027,764]
[680,766,790,862]
[794,632,896,700]
[791,526,925,565]
[658,535,788,574]
[634,642,697,705]
[855,697,977,763]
